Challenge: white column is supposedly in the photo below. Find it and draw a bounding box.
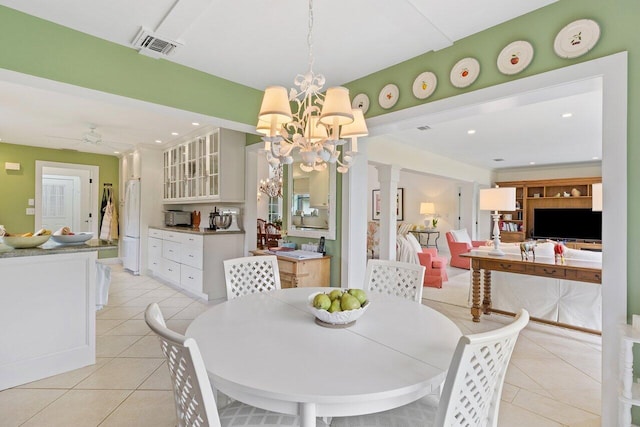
[376,164,400,261]
[244,143,262,254]
[341,141,368,288]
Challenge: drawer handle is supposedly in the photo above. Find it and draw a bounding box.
[188,276,194,279]
[188,255,194,258]
[542,268,557,275]
[168,268,174,272]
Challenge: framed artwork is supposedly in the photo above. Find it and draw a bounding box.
[372,188,404,221]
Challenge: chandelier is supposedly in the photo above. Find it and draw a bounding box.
[259,164,283,199]
[256,0,368,174]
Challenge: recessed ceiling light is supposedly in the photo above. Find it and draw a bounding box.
[529,161,536,165]
[192,122,200,126]
[562,113,573,118]
[155,139,162,143]
[592,156,599,160]
[467,129,476,135]
[114,151,120,154]
[171,132,179,136]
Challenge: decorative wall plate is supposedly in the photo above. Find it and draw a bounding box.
[378,84,399,109]
[412,72,437,99]
[351,93,370,114]
[497,40,534,75]
[450,58,480,88]
[554,19,600,59]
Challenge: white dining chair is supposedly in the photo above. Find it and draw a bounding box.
[364,259,426,302]
[223,255,281,300]
[145,303,302,427]
[331,309,530,427]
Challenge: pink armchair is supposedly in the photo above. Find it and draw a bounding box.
[417,248,448,288]
[446,229,485,269]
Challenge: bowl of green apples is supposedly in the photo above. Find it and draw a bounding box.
[308,289,369,327]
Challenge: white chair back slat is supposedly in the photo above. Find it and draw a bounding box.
[364,259,425,302]
[223,256,281,300]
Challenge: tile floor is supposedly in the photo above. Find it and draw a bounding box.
[1,264,602,426]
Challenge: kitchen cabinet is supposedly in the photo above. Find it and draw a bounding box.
[148,227,244,300]
[163,128,245,202]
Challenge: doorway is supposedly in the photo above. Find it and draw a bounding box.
[35,161,99,236]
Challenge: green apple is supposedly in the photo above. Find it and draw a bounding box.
[328,289,343,301]
[341,293,361,311]
[348,289,367,305]
[313,293,331,310]
[328,298,342,313]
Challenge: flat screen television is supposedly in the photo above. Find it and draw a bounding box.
[532,208,602,241]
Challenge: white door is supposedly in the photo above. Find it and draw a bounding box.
[36,162,98,235]
[41,175,79,231]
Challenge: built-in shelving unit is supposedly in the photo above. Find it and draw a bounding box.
[495,177,601,244]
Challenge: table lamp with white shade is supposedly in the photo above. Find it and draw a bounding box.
[479,187,516,256]
[420,202,436,228]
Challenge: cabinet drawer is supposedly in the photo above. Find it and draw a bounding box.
[528,265,566,279]
[178,233,203,247]
[162,240,181,262]
[161,259,181,283]
[181,265,203,294]
[148,237,162,252]
[149,228,163,238]
[277,259,296,275]
[483,260,526,273]
[162,230,183,243]
[573,270,602,283]
[148,237,162,272]
[181,245,203,269]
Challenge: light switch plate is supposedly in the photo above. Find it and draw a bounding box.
[28,198,34,206]
[26,208,35,215]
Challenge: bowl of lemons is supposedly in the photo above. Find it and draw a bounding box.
[308,289,370,327]
[2,229,51,249]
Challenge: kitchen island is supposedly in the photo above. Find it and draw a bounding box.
[0,239,117,390]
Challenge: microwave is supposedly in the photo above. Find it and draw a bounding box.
[164,211,192,226]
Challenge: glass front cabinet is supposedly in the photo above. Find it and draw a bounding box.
[163,128,244,202]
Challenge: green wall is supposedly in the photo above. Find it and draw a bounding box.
[0,141,119,235]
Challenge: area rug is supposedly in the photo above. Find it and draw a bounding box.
[422,267,471,308]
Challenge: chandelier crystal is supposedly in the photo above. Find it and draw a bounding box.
[259,164,283,199]
[256,0,368,174]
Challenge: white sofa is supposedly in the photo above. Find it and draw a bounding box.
[472,242,602,331]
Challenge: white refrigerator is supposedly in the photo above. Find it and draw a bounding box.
[122,179,141,275]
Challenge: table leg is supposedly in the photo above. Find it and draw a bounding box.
[300,402,316,427]
[482,270,492,314]
[470,260,482,322]
[434,233,439,250]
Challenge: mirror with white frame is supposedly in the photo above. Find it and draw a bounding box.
[287,161,336,240]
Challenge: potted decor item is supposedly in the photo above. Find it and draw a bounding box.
[431,218,439,228]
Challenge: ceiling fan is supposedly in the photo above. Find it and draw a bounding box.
[47,124,133,153]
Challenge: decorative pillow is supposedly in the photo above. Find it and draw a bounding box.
[405,233,423,254]
[450,228,472,244]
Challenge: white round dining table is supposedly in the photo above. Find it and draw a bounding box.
[186,287,461,427]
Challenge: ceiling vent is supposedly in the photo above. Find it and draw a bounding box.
[132,27,182,58]
[417,125,431,131]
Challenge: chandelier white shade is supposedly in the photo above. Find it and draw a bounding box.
[480,187,516,256]
[256,0,368,174]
